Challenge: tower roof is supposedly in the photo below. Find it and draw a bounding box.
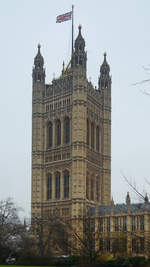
[34,44,44,66]
[75,25,85,50]
[100,52,110,74]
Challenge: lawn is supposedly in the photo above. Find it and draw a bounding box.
[0,266,58,267]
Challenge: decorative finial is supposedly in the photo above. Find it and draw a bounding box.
[72,4,74,8]
[104,52,107,57]
[38,43,41,53]
[78,24,82,34]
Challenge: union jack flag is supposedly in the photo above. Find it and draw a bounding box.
[56,11,72,23]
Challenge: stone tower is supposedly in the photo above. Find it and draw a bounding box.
[31,26,111,221]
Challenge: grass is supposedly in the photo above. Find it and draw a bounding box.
[0,266,59,267]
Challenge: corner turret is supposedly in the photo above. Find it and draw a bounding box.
[72,25,87,78]
[98,53,111,90]
[32,44,45,84]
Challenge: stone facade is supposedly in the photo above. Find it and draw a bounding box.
[31,25,150,257]
[31,25,111,222]
[87,193,150,256]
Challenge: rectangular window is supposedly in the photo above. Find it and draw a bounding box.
[107,217,110,232]
[140,215,144,231]
[114,217,119,232]
[132,238,137,253]
[100,239,103,251]
[90,219,95,232]
[123,217,127,232]
[140,238,144,252]
[132,216,136,232]
[106,239,110,252]
[99,218,103,232]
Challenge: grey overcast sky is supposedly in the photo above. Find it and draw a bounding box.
[0,0,150,217]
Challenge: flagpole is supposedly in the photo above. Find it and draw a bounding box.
[72,4,74,57]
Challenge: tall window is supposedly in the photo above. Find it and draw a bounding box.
[99,218,103,232]
[87,119,89,145]
[140,215,144,231]
[132,216,136,231]
[96,126,99,151]
[107,217,110,232]
[106,239,110,252]
[47,122,53,148]
[100,239,103,251]
[91,179,94,200]
[114,217,119,232]
[123,217,127,231]
[56,120,61,146]
[55,172,60,199]
[86,176,89,199]
[47,173,52,200]
[64,170,69,198]
[132,238,138,253]
[91,122,94,149]
[96,177,99,202]
[64,117,70,144]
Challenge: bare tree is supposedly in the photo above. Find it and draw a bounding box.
[0,198,23,263]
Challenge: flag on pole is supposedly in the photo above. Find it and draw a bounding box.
[56,11,72,23]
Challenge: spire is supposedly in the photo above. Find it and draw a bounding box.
[32,44,45,83]
[145,193,149,204]
[98,52,111,90]
[72,25,87,76]
[75,25,85,51]
[126,192,131,206]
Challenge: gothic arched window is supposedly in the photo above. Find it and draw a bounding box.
[86,175,89,199]
[55,172,60,199]
[87,119,89,146]
[47,122,53,148]
[64,117,70,144]
[56,119,61,146]
[96,177,99,202]
[47,173,52,200]
[96,126,99,151]
[91,122,94,149]
[91,179,94,201]
[64,170,69,198]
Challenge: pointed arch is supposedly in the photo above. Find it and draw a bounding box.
[47,173,52,200]
[64,117,70,144]
[56,119,61,146]
[55,172,60,199]
[47,121,53,148]
[64,170,69,199]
